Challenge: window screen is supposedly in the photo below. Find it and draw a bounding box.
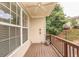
[9,27,16,52]
[0,25,9,57]
[22,12,28,27]
[9,27,21,52]
[0,25,9,42]
[15,27,20,47]
[0,40,9,57]
[23,28,28,43]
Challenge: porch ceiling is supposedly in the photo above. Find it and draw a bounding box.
[21,2,57,18]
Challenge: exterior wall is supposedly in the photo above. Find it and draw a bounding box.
[29,17,46,43]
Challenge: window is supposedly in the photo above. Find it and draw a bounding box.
[9,37,16,52]
[0,25,9,41]
[0,2,10,8]
[0,25,21,57]
[11,12,16,24]
[15,27,20,47]
[0,40,9,57]
[16,16,20,25]
[22,11,28,27]
[23,28,28,43]
[11,3,16,13]
[16,4,20,16]
[9,27,16,52]
[0,2,28,57]
[11,2,16,25]
[22,11,28,43]
[16,5,20,25]
[9,27,21,52]
[0,25,9,57]
[0,4,10,23]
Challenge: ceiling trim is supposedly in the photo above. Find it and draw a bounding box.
[19,2,57,18]
[23,2,57,8]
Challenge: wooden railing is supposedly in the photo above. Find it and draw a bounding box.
[46,34,79,57]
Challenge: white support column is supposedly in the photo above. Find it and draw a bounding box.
[20,8,23,46]
[27,15,30,43]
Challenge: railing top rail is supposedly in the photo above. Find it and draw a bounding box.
[49,34,79,48]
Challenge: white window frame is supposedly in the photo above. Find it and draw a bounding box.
[0,2,29,56]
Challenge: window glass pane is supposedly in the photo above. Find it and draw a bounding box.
[0,4,10,23]
[10,27,16,52]
[0,40,9,57]
[10,38,16,52]
[23,28,28,43]
[0,25,9,42]
[16,16,20,25]
[10,27,15,37]
[16,5,20,16]
[15,38,20,47]
[22,12,28,27]
[10,38,16,51]
[16,5,20,25]
[0,2,10,8]
[11,12,16,24]
[15,27,20,47]
[11,2,16,13]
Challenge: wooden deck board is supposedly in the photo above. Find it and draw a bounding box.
[24,43,60,57]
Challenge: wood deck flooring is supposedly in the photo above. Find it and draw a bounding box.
[24,43,60,57]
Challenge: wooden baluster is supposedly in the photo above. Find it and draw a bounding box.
[77,47,79,57]
[69,45,71,57]
[64,42,67,57]
[50,35,51,44]
[72,47,74,57]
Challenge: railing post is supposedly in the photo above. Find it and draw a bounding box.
[77,47,79,57]
[50,34,51,44]
[64,42,67,57]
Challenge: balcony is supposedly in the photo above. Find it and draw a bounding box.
[0,2,79,57]
[24,34,79,57]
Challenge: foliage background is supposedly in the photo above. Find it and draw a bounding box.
[46,4,66,35]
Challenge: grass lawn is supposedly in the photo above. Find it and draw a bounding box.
[58,28,79,42]
[66,28,79,42]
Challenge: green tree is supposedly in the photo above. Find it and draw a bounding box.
[71,19,77,26]
[46,4,66,35]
